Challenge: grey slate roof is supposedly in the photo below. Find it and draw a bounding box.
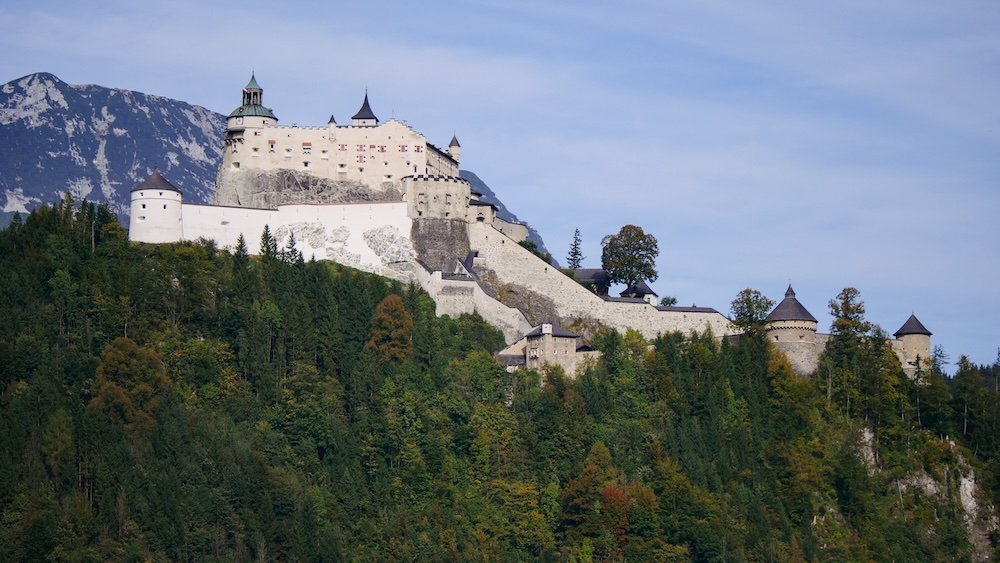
[328,114,337,124]
[525,323,579,339]
[496,354,526,367]
[656,305,721,313]
[572,268,610,285]
[131,171,181,193]
[621,281,657,298]
[469,200,495,207]
[894,314,932,337]
[352,92,378,121]
[765,285,817,323]
[449,135,461,148]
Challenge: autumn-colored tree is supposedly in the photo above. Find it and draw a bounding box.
[88,337,172,434]
[365,294,414,362]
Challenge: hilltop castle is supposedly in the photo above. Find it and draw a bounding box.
[128,75,931,376]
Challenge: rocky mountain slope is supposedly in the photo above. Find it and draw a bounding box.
[0,72,223,219]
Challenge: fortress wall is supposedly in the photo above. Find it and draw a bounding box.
[773,334,831,376]
[467,222,733,340]
[182,201,415,281]
[415,267,531,343]
[223,119,456,197]
[493,217,529,242]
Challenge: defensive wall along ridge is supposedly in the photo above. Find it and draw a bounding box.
[465,221,734,340]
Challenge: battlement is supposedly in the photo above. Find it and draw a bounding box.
[404,174,470,185]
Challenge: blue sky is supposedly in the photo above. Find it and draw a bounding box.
[2,0,998,368]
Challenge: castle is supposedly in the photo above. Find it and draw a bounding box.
[128,76,931,377]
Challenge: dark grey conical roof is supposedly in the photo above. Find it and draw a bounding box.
[449,135,461,147]
[131,171,180,193]
[351,92,377,121]
[766,285,817,322]
[328,114,337,124]
[894,314,932,337]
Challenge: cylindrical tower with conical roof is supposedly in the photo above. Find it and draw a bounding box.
[765,285,818,343]
[129,171,183,243]
[893,314,932,371]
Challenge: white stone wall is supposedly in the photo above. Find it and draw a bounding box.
[222,119,457,194]
[129,189,183,243]
[467,222,734,340]
[180,201,416,281]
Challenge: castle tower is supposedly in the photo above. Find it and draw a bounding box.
[226,74,278,131]
[448,135,461,163]
[351,92,378,126]
[893,314,933,371]
[765,285,818,343]
[129,171,183,243]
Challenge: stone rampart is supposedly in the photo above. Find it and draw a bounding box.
[467,222,733,340]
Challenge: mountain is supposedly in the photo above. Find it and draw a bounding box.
[0,72,224,219]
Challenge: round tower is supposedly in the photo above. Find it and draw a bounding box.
[894,313,932,368]
[226,73,278,131]
[765,285,818,342]
[129,171,183,243]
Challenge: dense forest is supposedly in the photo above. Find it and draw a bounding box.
[1,198,998,561]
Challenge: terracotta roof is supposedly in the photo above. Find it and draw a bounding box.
[894,314,932,337]
[525,323,578,338]
[765,285,817,323]
[352,92,378,121]
[131,171,181,193]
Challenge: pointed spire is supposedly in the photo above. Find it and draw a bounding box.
[785,284,795,298]
[328,114,337,124]
[894,313,932,337]
[449,134,461,148]
[245,72,261,90]
[351,91,378,122]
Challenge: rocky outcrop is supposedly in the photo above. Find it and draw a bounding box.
[410,218,470,273]
[214,168,402,208]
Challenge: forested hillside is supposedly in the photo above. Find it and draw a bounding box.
[1,198,998,561]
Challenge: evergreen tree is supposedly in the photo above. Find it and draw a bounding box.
[567,228,584,269]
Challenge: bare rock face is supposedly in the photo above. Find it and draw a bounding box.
[215,167,402,208]
[411,218,470,272]
[364,225,416,280]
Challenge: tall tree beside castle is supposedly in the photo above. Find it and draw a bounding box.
[567,228,584,269]
[600,225,659,288]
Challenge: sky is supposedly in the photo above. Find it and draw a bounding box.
[2,0,998,368]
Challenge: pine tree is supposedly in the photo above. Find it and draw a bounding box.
[567,228,584,269]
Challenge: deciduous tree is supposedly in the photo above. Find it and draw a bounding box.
[601,225,658,288]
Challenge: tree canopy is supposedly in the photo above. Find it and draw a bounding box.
[600,225,659,288]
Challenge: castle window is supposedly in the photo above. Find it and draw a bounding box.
[163,204,167,209]
[252,147,259,153]
[414,145,424,153]
[303,161,310,168]
[138,215,146,221]
[232,162,240,169]
[399,145,408,152]
[338,164,346,168]
[141,204,146,209]
[303,146,311,154]
[359,167,364,172]
[356,144,365,152]
[339,144,347,151]
[377,145,386,153]
[159,192,163,196]
[357,155,366,163]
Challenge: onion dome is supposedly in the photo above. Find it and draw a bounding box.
[765,285,817,322]
[894,314,932,337]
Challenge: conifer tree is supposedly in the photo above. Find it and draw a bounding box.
[567,228,584,269]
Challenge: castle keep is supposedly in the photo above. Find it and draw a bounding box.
[128,76,931,376]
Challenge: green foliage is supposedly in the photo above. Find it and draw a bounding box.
[730,288,775,333]
[0,203,997,561]
[518,239,552,264]
[567,228,584,269]
[600,224,658,287]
